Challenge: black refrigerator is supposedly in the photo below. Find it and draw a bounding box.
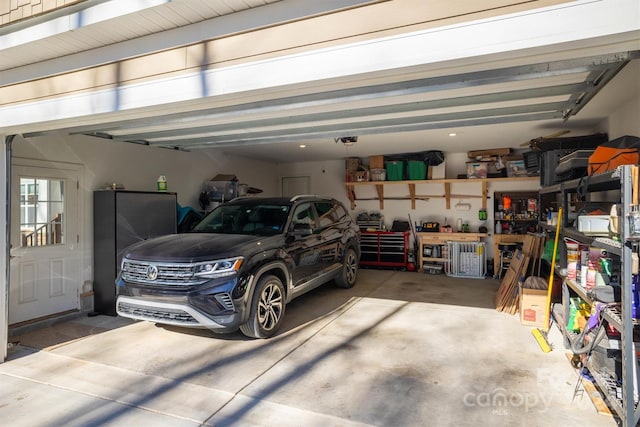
[93,190,177,315]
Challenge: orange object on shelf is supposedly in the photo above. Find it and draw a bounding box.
[503,195,512,210]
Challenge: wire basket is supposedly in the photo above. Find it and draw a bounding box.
[445,241,486,279]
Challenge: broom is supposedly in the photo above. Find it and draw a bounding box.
[532,207,562,353]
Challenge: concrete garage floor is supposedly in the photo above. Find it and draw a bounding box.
[1,269,617,427]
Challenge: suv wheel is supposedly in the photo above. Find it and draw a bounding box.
[335,246,358,288]
[240,274,286,338]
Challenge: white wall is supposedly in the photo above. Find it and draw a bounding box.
[276,81,640,258]
[276,159,346,198]
[1,135,7,362]
[277,153,541,257]
[608,95,640,139]
[10,133,279,307]
[13,134,279,207]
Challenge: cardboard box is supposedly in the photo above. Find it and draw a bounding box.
[369,155,384,170]
[428,162,446,179]
[519,283,548,327]
[211,174,237,181]
[467,147,512,159]
[351,170,370,182]
[346,158,360,172]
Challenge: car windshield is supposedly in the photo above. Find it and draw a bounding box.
[192,203,291,236]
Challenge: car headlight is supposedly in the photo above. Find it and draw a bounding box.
[193,257,243,279]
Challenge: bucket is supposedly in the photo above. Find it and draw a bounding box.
[565,238,579,280]
[565,239,579,259]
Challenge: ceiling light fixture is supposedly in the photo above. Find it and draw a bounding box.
[449,132,457,137]
[299,144,306,148]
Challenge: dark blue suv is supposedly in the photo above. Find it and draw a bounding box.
[116,196,360,338]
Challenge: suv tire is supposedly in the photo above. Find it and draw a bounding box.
[334,246,358,289]
[240,274,286,338]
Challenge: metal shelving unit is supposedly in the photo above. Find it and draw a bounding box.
[542,166,639,426]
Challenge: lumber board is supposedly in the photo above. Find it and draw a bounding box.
[467,148,512,158]
[496,234,545,313]
[496,253,530,313]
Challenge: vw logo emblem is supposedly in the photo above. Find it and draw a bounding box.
[146,265,158,280]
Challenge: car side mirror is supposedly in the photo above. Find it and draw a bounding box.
[291,223,313,237]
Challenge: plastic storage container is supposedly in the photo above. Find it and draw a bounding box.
[407,160,427,180]
[577,215,610,235]
[370,168,386,181]
[466,161,488,178]
[385,161,404,181]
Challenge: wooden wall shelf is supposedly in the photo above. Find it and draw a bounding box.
[345,176,538,210]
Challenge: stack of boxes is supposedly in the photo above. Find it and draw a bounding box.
[345,158,367,182]
[345,154,441,182]
[466,147,522,178]
[370,155,386,181]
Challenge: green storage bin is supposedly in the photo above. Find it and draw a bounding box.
[407,160,427,180]
[385,161,404,181]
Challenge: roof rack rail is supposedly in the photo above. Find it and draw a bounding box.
[289,195,332,202]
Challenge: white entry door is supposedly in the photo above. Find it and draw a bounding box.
[9,160,82,325]
[281,176,310,197]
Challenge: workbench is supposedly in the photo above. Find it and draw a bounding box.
[417,232,487,272]
[493,234,528,275]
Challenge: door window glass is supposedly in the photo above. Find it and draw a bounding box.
[291,203,317,230]
[20,178,65,247]
[316,201,340,228]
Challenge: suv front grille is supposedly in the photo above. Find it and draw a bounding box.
[121,260,205,286]
[117,301,198,324]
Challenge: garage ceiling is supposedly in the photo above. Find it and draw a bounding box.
[4,0,640,163]
[66,52,637,161]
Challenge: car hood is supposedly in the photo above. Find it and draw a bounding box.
[122,233,276,263]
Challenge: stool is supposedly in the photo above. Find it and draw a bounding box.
[498,243,519,278]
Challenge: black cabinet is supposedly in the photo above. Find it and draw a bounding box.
[93,190,177,315]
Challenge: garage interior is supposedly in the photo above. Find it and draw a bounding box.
[1,0,639,426]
